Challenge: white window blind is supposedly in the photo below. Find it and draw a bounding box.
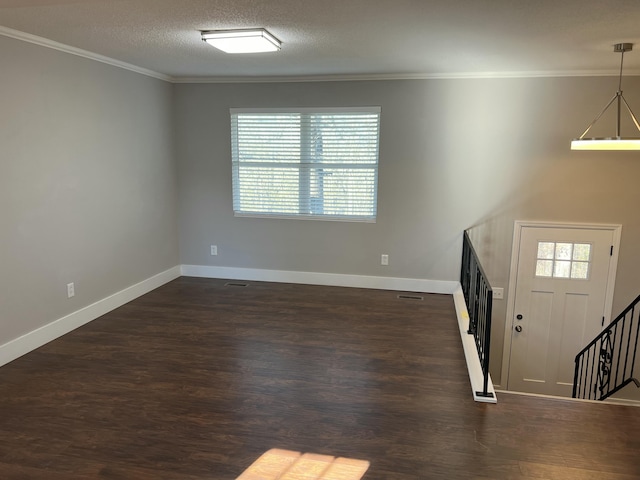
[230,107,380,221]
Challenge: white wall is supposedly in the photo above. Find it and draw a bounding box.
[0,35,179,347]
[175,77,640,400]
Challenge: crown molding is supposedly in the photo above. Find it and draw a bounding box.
[171,69,640,84]
[4,25,640,84]
[0,25,172,82]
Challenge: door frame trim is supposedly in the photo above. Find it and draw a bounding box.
[501,220,622,390]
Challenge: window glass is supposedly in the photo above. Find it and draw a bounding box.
[231,108,381,221]
[535,241,591,279]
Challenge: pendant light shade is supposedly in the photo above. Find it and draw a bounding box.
[571,138,640,150]
[571,43,640,151]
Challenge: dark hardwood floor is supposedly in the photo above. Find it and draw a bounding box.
[0,277,638,479]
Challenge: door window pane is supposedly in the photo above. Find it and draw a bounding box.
[571,261,589,279]
[555,243,573,260]
[553,261,571,278]
[536,260,553,277]
[573,243,591,261]
[537,242,555,259]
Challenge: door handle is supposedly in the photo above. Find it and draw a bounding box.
[515,325,523,333]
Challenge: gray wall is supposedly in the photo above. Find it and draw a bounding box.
[4,31,639,400]
[0,35,179,345]
[175,78,640,399]
[176,81,478,279]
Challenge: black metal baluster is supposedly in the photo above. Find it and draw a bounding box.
[609,323,620,399]
[630,309,640,381]
[482,288,493,397]
[579,354,586,398]
[572,353,581,398]
[589,345,597,400]
[622,311,632,383]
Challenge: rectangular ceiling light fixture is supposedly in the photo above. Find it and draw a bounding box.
[201,28,281,54]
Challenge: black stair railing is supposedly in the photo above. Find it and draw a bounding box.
[573,293,640,401]
[460,230,494,399]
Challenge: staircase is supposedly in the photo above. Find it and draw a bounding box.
[573,293,640,400]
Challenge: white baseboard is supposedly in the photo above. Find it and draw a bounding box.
[496,389,640,407]
[180,265,458,294]
[603,397,640,407]
[0,266,181,368]
[452,286,497,403]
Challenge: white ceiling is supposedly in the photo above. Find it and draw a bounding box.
[2,0,640,81]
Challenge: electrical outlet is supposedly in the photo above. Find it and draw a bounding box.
[210,245,218,256]
[67,282,75,298]
[493,287,504,300]
[381,254,389,266]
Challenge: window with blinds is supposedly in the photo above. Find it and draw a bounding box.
[230,107,380,222]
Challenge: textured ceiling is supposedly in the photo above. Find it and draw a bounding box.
[1,0,640,81]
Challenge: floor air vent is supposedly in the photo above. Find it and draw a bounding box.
[397,294,424,301]
[224,282,249,287]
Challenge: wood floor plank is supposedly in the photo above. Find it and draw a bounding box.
[0,277,638,479]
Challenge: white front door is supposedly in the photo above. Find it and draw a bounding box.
[506,224,619,397]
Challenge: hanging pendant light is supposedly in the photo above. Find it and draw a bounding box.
[571,43,640,150]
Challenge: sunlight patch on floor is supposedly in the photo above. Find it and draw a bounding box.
[237,449,370,480]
